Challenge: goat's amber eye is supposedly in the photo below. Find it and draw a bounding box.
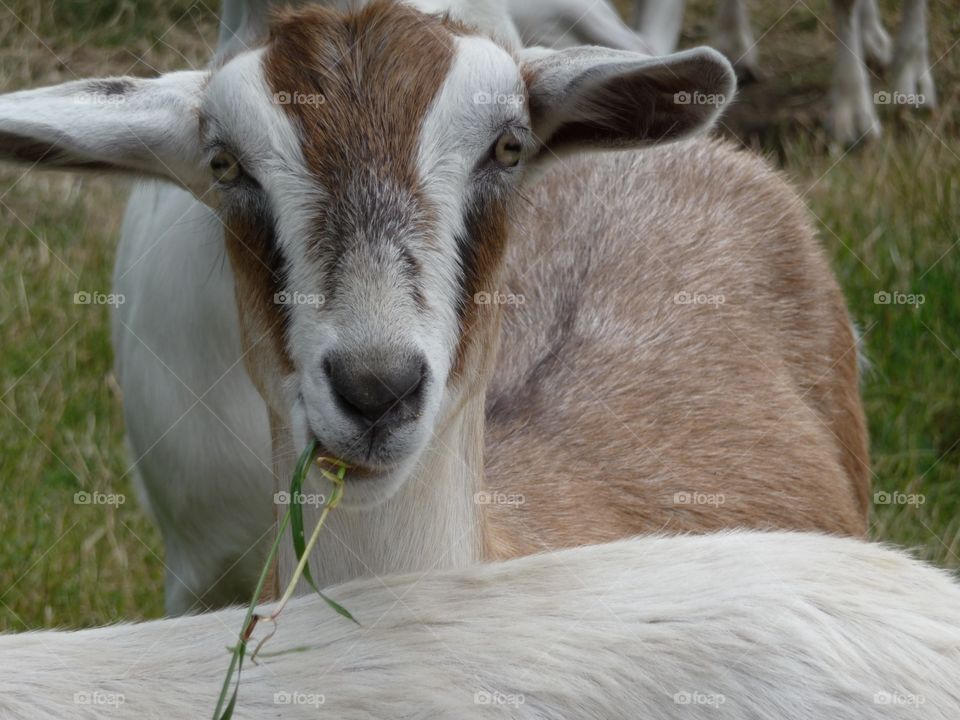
[211,150,242,183]
[493,131,522,168]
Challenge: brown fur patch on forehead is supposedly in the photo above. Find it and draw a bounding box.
[263,1,458,194]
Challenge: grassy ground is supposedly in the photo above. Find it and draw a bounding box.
[0,0,218,629]
[0,1,957,631]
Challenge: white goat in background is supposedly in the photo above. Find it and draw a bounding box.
[634,0,937,144]
[1,532,959,718]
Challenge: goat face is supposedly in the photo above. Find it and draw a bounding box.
[0,0,734,506]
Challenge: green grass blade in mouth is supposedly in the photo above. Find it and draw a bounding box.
[289,440,317,592]
[213,440,357,718]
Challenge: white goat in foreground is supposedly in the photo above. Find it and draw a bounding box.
[1,531,959,719]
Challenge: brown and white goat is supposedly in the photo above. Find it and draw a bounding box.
[0,1,868,612]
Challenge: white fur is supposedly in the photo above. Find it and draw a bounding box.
[891,0,936,105]
[830,0,883,143]
[416,33,527,357]
[859,0,893,66]
[632,0,686,55]
[1,532,959,718]
[112,180,273,612]
[508,0,650,52]
[0,72,209,191]
[709,0,757,77]
[634,0,937,144]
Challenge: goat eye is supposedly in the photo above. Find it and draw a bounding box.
[211,150,242,183]
[492,131,522,168]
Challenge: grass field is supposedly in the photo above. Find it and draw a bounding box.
[0,0,957,631]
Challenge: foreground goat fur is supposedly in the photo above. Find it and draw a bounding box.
[1,531,959,719]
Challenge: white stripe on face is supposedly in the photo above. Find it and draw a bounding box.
[417,34,528,370]
[203,47,322,383]
[203,48,330,381]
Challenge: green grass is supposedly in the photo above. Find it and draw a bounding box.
[0,174,166,628]
[793,132,960,564]
[0,0,958,631]
[0,1,218,630]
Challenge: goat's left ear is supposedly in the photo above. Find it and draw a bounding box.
[0,71,209,194]
[520,46,735,159]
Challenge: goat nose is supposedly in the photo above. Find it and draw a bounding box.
[324,350,427,425]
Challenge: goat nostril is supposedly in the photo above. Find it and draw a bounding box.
[324,350,427,425]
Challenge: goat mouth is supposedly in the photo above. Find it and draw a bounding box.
[307,432,401,479]
[337,464,380,481]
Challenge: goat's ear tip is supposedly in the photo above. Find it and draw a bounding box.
[681,46,737,94]
[687,45,730,66]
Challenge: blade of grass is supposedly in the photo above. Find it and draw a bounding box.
[212,506,293,720]
[213,441,360,720]
[211,440,314,720]
[266,461,358,625]
[289,441,316,592]
[291,461,358,623]
[213,441,357,718]
[290,455,354,612]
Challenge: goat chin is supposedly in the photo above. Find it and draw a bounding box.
[1,530,959,719]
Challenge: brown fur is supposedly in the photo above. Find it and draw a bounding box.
[223,213,295,387]
[264,2,456,171]
[263,1,455,271]
[484,139,869,555]
[451,199,513,378]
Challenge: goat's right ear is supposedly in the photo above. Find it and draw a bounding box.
[0,71,210,195]
[519,46,735,161]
